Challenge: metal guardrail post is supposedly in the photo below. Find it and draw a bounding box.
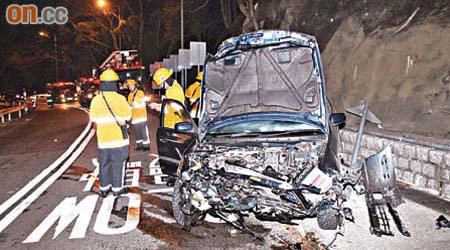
[0,105,27,123]
[351,100,368,169]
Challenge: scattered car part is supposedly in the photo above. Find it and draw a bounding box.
[347,101,410,237]
[435,215,450,229]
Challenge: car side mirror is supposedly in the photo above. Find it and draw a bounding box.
[330,113,346,127]
[174,122,194,132]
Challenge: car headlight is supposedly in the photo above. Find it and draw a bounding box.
[87,94,93,99]
[60,94,65,98]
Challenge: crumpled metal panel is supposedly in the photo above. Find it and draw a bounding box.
[204,46,321,119]
[364,146,403,207]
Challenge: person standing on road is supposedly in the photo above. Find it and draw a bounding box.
[185,71,202,119]
[89,69,131,197]
[126,79,150,151]
[149,67,186,129]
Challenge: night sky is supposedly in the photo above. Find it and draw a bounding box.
[0,0,235,93]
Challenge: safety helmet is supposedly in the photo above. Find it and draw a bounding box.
[196,71,203,81]
[126,79,136,85]
[153,68,173,87]
[99,69,119,81]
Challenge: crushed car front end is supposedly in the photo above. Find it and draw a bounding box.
[164,30,409,240]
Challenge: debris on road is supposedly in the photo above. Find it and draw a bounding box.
[435,215,450,229]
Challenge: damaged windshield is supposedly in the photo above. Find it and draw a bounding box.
[207,112,325,136]
[208,119,322,135]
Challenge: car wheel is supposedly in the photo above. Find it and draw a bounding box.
[172,178,204,230]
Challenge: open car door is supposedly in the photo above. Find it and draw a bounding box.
[156,99,197,176]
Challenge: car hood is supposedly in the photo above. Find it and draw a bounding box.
[200,30,325,136]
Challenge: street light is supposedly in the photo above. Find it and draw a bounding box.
[97,0,106,8]
[96,0,122,50]
[38,31,48,38]
[38,31,58,82]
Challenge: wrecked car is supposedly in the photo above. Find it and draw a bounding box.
[156,30,410,239]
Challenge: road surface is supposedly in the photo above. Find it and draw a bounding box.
[0,103,449,250]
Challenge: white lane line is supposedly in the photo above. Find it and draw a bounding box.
[145,188,174,194]
[0,129,96,233]
[0,114,92,216]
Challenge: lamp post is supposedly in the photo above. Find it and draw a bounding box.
[180,0,185,89]
[96,0,122,50]
[38,31,58,82]
[180,0,184,49]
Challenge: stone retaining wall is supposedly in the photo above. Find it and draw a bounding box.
[340,130,450,199]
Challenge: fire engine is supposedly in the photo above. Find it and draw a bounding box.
[46,82,78,103]
[93,50,149,97]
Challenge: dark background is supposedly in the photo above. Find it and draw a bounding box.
[0,0,242,93]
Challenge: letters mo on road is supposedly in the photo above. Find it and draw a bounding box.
[6,4,68,25]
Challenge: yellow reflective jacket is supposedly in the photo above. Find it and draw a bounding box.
[185,81,200,104]
[90,92,131,149]
[185,81,201,118]
[164,80,186,129]
[165,80,185,104]
[128,89,147,124]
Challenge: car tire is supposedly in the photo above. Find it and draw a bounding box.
[172,178,192,229]
[172,178,205,230]
[317,202,341,230]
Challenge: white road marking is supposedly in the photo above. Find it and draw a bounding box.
[93,193,141,235]
[149,157,159,167]
[127,161,141,168]
[81,164,140,190]
[149,167,163,176]
[0,129,96,233]
[154,174,169,185]
[145,188,174,194]
[0,116,92,216]
[80,166,99,192]
[149,157,162,176]
[23,195,98,243]
[143,210,176,224]
[148,193,172,201]
[125,169,140,187]
[92,158,99,167]
[148,157,168,184]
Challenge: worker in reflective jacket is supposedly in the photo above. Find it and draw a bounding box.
[150,68,186,129]
[126,79,150,151]
[89,69,131,197]
[185,71,202,119]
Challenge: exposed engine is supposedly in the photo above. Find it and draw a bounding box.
[173,136,409,240]
[176,141,345,232]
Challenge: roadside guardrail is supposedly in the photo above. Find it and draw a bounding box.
[341,129,450,199]
[0,105,28,123]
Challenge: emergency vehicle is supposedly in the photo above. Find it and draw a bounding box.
[46,82,78,103]
[93,50,150,97]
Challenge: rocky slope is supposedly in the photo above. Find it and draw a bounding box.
[243,0,450,139]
